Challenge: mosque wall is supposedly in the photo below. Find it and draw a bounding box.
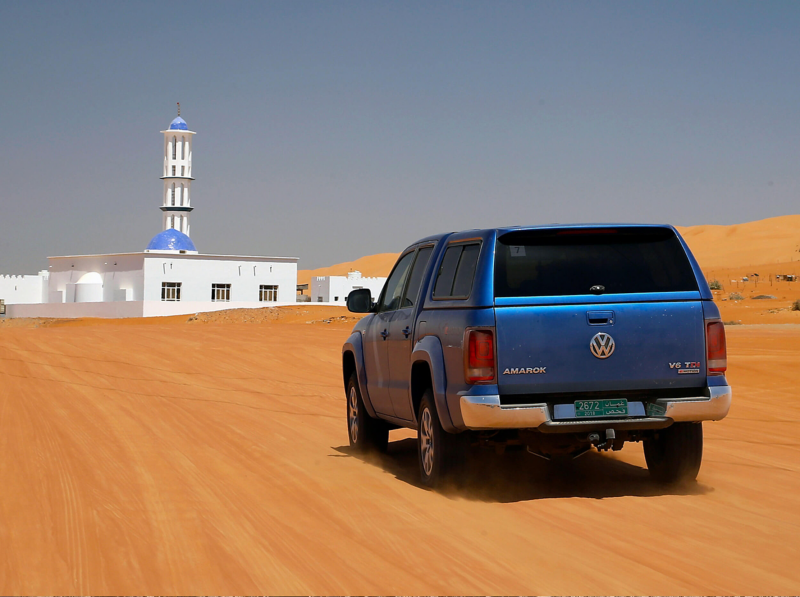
[143,255,297,304]
[3,252,298,318]
[42,253,297,310]
[47,254,146,303]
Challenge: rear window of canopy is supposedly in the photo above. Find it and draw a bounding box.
[494,227,698,298]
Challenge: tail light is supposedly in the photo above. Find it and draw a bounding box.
[465,329,495,383]
[706,320,727,374]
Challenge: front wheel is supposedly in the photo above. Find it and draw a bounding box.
[644,422,703,484]
[346,372,389,453]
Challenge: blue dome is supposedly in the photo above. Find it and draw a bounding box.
[146,229,197,252]
[169,116,188,130]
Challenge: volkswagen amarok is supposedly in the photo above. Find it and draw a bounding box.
[342,225,731,487]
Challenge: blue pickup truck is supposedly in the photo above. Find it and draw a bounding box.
[343,225,731,487]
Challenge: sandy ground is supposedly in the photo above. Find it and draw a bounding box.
[0,311,798,595]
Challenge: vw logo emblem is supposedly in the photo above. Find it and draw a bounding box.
[590,332,615,359]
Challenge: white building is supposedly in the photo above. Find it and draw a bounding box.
[0,272,49,305]
[1,111,298,319]
[311,271,386,304]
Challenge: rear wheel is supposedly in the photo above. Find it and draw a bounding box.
[644,422,703,484]
[346,372,388,453]
[417,390,466,487]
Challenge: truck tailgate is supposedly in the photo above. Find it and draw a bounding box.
[495,300,706,395]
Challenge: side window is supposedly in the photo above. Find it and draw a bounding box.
[451,244,481,297]
[434,243,481,298]
[401,247,433,308]
[433,246,462,297]
[378,251,415,312]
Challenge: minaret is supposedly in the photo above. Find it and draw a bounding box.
[160,103,195,235]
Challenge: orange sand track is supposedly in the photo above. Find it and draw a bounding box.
[1,315,798,595]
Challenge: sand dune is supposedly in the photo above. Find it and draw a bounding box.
[297,253,400,287]
[0,314,798,595]
[678,214,800,270]
[298,215,800,286]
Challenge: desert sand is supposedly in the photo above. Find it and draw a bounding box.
[0,310,799,595]
[299,215,800,283]
[297,215,800,324]
[297,253,401,287]
[677,215,800,270]
[2,216,800,595]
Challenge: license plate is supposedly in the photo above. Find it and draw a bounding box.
[574,399,628,418]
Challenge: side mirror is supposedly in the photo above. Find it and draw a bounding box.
[346,289,373,313]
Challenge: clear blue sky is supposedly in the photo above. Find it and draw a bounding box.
[1,1,798,273]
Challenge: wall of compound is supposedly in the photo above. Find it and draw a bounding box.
[311,275,386,304]
[7,301,144,319]
[0,272,48,304]
[7,300,299,319]
[142,300,297,317]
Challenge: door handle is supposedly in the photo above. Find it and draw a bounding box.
[587,310,615,326]
[380,329,389,340]
[402,326,411,338]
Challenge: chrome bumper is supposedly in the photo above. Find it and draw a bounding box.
[459,385,732,431]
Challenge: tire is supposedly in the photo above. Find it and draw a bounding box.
[644,422,703,484]
[346,372,389,453]
[417,390,466,488]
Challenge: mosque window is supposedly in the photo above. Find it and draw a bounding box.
[259,285,278,302]
[171,184,176,205]
[172,165,176,176]
[211,284,231,302]
[172,136,177,159]
[181,166,185,176]
[161,282,181,301]
[182,136,186,159]
[180,184,185,205]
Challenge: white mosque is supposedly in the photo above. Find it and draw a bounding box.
[0,111,298,318]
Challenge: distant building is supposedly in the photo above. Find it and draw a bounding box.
[311,271,386,304]
[1,110,298,318]
[0,272,50,305]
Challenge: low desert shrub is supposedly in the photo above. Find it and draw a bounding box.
[729,292,744,301]
[792,299,800,311]
[708,279,722,290]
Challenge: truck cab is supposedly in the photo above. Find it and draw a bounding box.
[342,225,731,487]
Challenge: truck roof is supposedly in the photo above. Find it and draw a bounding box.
[410,223,677,247]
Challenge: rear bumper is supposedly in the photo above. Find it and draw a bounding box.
[459,385,731,431]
